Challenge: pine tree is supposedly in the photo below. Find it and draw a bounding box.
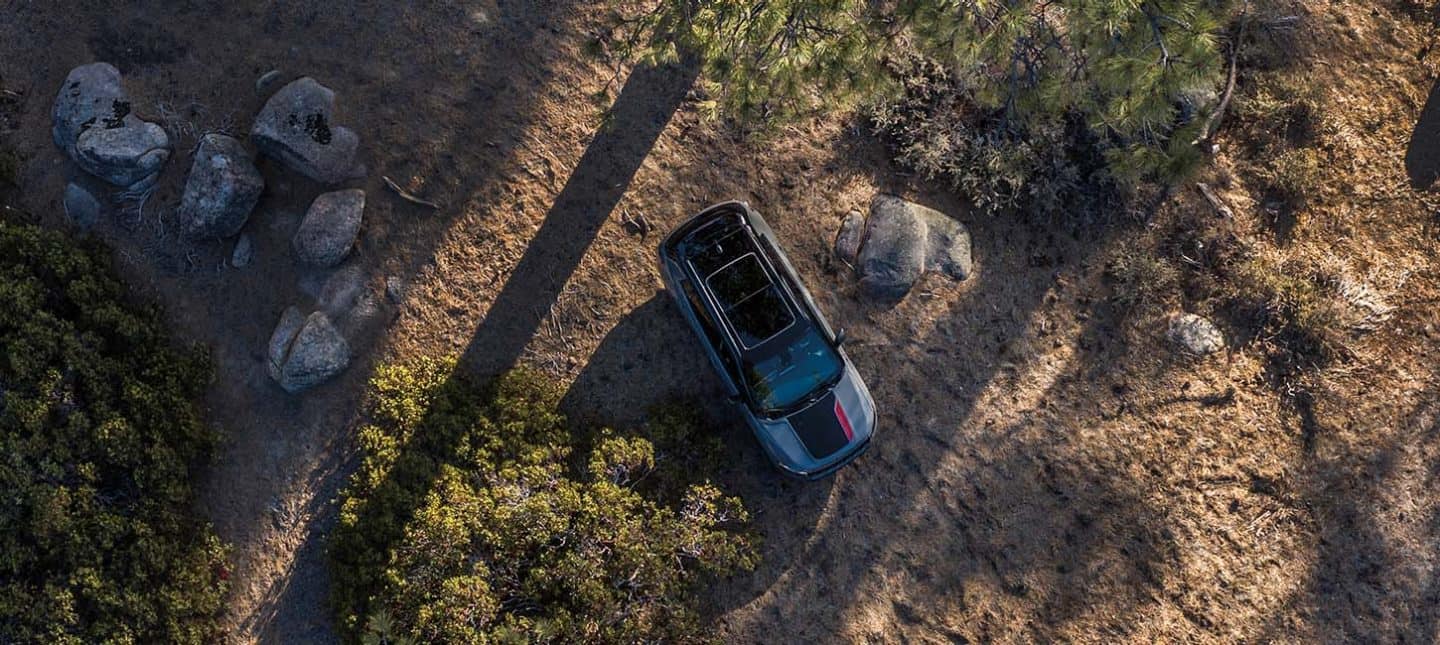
[617,0,1230,182]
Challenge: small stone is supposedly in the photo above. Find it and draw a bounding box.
[293,189,364,267]
[63,182,101,231]
[255,70,283,96]
[74,120,171,188]
[231,234,254,268]
[250,78,364,184]
[834,210,864,267]
[1168,313,1225,355]
[180,134,264,239]
[267,307,350,393]
[385,276,406,303]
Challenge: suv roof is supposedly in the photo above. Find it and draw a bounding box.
[673,210,809,354]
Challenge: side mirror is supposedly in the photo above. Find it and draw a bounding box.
[834,328,848,346]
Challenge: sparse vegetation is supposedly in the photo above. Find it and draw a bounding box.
[0,215,227,644]
[1106,246,1182,313]
[329,359,756,644]
[1221,245,1352,368]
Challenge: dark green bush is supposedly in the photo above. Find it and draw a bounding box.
[330,358,756,644]
[0,216,226,644]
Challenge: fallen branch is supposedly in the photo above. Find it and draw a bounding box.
[382,175,441,210]
[1196,182,1235,219]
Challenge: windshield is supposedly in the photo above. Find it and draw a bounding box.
[744,328,843,414]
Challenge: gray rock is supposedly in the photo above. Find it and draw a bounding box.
[74,120,171,188]
[231,234,254,268]
[857,196,929,299]
[920,207,973,281]
[266,306,307,383]
[180,134,264,239]
[294,189,364,267]
[52,63,129,156]
[267,307,350,393]
[63,182,101,231]
[1168,313,1225,355]
[834,210,864,267]
[250,78,363,184]
[855,195,973,300]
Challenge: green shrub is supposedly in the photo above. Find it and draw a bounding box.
[330,359,756,644]
[0,216,226,644]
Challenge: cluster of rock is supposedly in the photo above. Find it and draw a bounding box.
[53,63,373,394]
[835,194,974,300]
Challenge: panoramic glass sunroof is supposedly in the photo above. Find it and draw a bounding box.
[707,254,794,347]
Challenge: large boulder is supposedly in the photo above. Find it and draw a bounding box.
[267,307,351,393]
[179,134,264,238]
[250,78,363,184]
[854,195,972,300]
[54,63,172,189]
[1168,313,1225,355]
[922,205,973,282]
[74,121,171,189]
[293,189,364,267]
[857,197,927,299]
[52,63,128,155]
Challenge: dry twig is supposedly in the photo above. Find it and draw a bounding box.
[1197,182,1235,219]
[382,175,441,210]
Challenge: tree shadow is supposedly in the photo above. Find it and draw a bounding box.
[696,170,1181,638]
[558,293,835,618]
[322,59,699,635]
[1405,77,1440,190]
[1257,377,1440,642]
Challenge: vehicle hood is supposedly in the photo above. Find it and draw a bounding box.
[754,363,875,471]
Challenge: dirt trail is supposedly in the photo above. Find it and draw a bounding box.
[2,2,1439,643]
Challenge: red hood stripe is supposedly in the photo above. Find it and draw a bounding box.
[834,399,855,442]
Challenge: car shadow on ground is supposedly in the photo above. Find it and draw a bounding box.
[558,292,836,616]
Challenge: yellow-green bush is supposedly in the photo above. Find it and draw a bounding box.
[330,359,756,644]
[0,216,226,644]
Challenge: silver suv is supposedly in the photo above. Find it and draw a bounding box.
[658,201,876,479]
